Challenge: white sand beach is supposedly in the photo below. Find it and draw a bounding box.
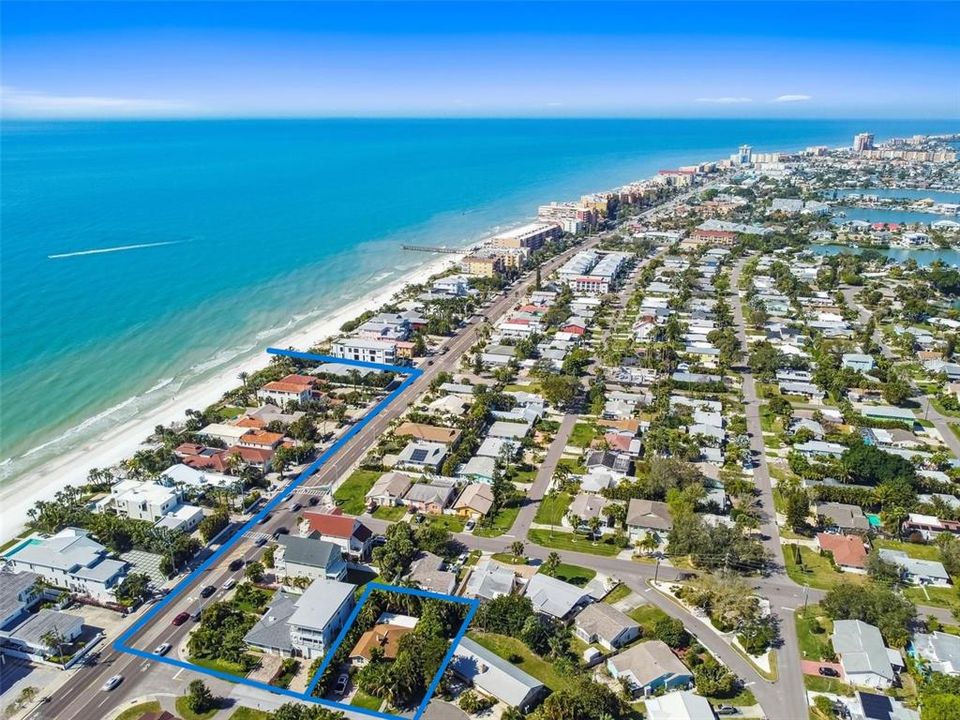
[0,249,473,543]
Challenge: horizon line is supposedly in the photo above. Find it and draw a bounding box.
[5,114,959,122]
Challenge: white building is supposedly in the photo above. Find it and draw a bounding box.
[288,579,356,659]
[331,338,397,365]
[4,528,128,603]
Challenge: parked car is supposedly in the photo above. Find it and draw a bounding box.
[199,585,216,599]
[222,578,237,591]
[465,519,476,531]
[272,527,289,539]
[228,558,245,572]
[154,643,171,656]
[172,612,190,626]
[101,675,123,691]
[819,666,840,677]
[715,707,739,716]
[333,674,349,696]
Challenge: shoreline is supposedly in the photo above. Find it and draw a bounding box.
[0,244,474,542]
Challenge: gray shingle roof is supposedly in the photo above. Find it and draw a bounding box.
[277,535,343,571]
[451,637,544,707]
[243,590,298,653]
[574,603,638,645]
[832,620,894,682]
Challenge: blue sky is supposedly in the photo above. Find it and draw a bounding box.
[2,1,958,118]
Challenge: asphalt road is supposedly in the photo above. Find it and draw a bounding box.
[35,181,734,719]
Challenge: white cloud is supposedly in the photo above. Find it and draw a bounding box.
[1,86,192,118]
[695,96,753,104]
[772,94,812,103]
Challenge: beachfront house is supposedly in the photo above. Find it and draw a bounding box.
[4,528,128,603]
[331,338,397,365]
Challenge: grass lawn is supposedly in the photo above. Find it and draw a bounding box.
[627,604,671,636]
[534,492,572,525]
[711,687,758,707]
[474,505,520,538]
[216,405,245,420]
[794,605,835,663]
[783,544,864,591]
[543,562,596,587]
[950,423,960,443]
[351,690,384,711]
[904,584,959,609]
[604,584,632,604]
[372,505,407,522]
[175,697,219,720]
[873,539,943,562]
[333,469,381,515]
[510,466,538,484]
[569,422,601,448]
[504,382,541,394]
[190,656,250,677]
[468,632,572,691]
[491,552,528,565]
[556,458,587,475]
[803,674,855,696]
[115,701,162,720]
[229,709,271,720]
[528,528,622,557]
[426,514,466,533]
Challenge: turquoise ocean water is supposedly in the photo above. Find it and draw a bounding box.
[3,118,958,481]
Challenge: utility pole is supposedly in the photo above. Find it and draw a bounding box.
[654,558,661,583]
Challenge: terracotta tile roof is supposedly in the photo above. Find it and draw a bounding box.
[236,417,266,428]
[227,446,273,464]
[304,511,372,542]
[241,430,284,447]
[596,418,641,433]
[817,533,868,569]
[349,624,413,661]
[394,422,461,445]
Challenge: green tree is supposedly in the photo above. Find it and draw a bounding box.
[244,561,265,583]
[186,679,215,714]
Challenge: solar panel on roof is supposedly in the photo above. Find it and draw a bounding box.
[411,449,429,462]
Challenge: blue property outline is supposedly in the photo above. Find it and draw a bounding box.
[304,582,479,716]
[112,349,476,720]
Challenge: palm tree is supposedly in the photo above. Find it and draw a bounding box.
[638,532,660,556]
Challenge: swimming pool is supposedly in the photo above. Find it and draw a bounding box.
[2,537,41,558]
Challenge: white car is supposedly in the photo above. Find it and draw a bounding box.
[102,675,123,691]
[154,643,171,656]
[222,578,237,591]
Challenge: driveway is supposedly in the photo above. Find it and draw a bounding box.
[801,659,844,680]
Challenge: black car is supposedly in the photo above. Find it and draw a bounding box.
[257,513,272,525]
[199,585,216,599]
[308,496,320,506]
[272,527,290,540]
[228,558,245,572]
[818,666,840,677]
